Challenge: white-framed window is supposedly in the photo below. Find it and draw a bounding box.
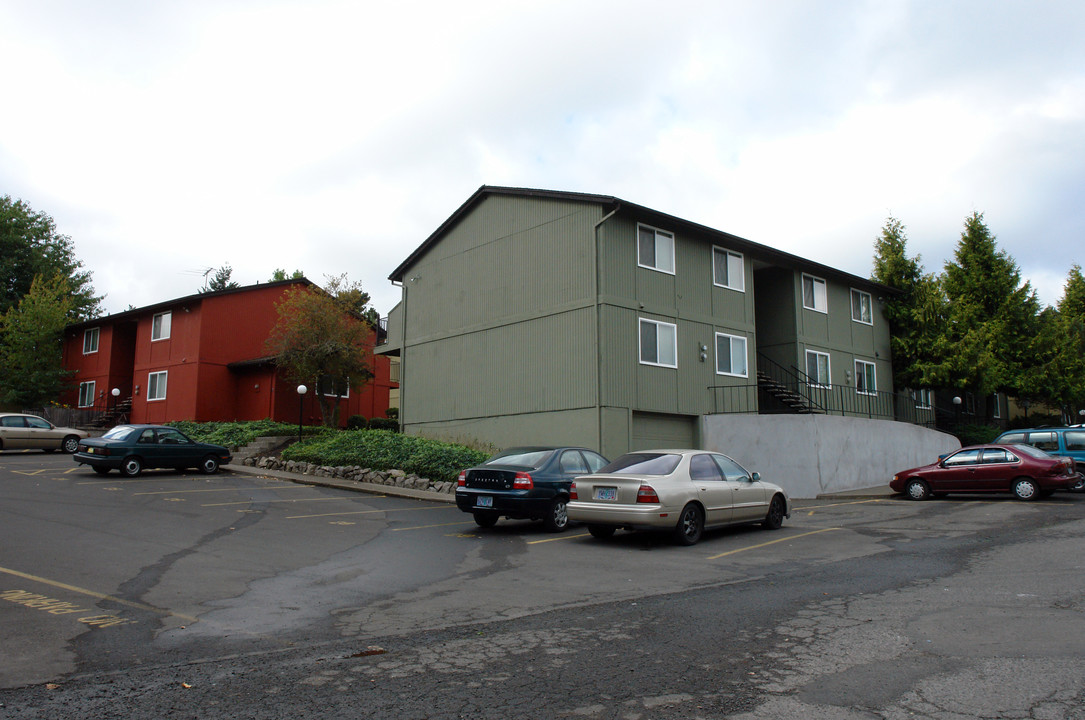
[637,224,675,274]
[83,327,100,354]
[151,311,172,341]
[805,350,831,386]
[850,289,873,324]
[318,375,350,398]
[712,247,745,292]
[913,388,933,409]
[715,332,748,377]
[78,381,96,408]
[147,371,168,401]
[855,360,877,395]
[992,393,1001,419]
[802,274,828,313]
[639,318,678,368]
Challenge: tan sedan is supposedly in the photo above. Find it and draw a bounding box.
[0,413,89,454]
[567,449,791,545]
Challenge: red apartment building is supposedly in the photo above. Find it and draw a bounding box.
[60,279,397,428]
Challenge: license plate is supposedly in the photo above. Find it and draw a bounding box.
[595,487,617,501]
[476,496,493,508]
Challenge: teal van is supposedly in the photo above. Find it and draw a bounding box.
[995,427,1085,491]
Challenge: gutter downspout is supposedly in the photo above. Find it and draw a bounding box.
[593,202,620,455]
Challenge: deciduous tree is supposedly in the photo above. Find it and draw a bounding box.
[0,274,74,407]
[266,276,375,427]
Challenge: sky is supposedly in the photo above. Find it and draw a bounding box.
[2,0,1082,317]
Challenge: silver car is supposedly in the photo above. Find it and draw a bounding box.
[567,449,791,545]
[0,413,89,454]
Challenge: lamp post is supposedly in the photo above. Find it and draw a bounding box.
[953,396,962,427]
[111,388,120,423]
[297,385,308,443]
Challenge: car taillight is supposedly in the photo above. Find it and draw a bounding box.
[457,471,466,487]
[636,484,659,503]
[513,472,533,489]
[570,481,578,500]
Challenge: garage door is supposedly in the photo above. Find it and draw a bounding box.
[631,412,697,450]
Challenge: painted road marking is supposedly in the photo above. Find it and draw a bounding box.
[706,527,842,560]
[286,505,450,519]
[528,532,590,544]
[134,485,310,496]
[392,520,477,532]
[202,497,348,507]
[0,565,198,624]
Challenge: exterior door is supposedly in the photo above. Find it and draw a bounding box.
[688,453,732,525]
[714,453,768,521]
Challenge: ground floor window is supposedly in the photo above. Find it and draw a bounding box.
[805,350,831,386]
[78,381,96,408]
[147,371,167,401]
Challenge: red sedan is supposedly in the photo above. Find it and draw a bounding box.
[891,443,1077,501]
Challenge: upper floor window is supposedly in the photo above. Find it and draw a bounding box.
[147,370,168,401]
[850,289,873,324]
[715,332,748,377]
[639,318,677,368]
[805,350,831,386]
[78,381,96,408]
[855,360,876,395]
[152,312,172,341]
[83,327,100,354]
[802,275,827,313]
[913,388,933,409]
[637,224,675,274]
[712,247,745,291]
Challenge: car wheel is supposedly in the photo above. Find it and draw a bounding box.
[1012,477,1038,501]
[93,466,110,475]
[199,455,220,474]
[120,456,143,478]
[905,479,930,501]
[587,524,616,539]
[542,497,569,532]
[762,494,786,530]
[62,436,81,454]
[672,503,704,546]
[1070,474,1085,492]
[473,511,499,528]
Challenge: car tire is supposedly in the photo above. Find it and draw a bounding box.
[93,466,110,475]
[1070,474,1085,492]
[542,497,569,532]
[62,436,81,454]
[473,511,499,528]
[762,494,786,530]
[587,524,616,539]
[199,455,220,474]
[672,503,704,546]
[904,479,930,501]
[120,456,143,478]
[1012,477,1038,501]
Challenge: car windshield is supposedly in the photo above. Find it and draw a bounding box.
[103,426,135,440]
[484,449,555,470]
[598,453,681,476]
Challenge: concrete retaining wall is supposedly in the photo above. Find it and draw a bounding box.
[702,414,960,499]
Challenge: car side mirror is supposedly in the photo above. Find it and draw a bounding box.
[751,472,760,482]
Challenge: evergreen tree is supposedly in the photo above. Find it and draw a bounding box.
[201,264,240,293]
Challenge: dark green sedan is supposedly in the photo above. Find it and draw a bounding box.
[74,424,232,477]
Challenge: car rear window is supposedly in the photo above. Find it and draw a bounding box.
[484,449,554,470]
[998,432,1026,444]
[599,453,681,476]
[103,426,135,439]
[1028,432,1060,451]
[1013,444,1051,460]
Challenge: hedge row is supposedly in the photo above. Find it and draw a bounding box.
[168,419,316,448]
[281,430,489,484]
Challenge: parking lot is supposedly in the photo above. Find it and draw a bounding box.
[3,449,1085,719]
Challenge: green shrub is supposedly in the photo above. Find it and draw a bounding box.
[168,419,319,448]
[954,423,1001,446]
[346,415,368,430]
[281,430,488,483]
[368,417,399,432]
[385,407,399,420]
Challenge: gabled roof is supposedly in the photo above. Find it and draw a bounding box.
[389,185,895,294]
[64,278,314,332]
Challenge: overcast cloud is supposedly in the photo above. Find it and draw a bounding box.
[2,0,1082,316]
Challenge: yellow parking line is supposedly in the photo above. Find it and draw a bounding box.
[793,499,885,513]
[706,527,842,560]
[392,520,478,531]
[287,505,450,519]
[134,485,307,496]
[528,532,590,544]
[0,565,198,622]
[202,497,348,507]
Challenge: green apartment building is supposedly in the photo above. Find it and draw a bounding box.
[378,186,897,460]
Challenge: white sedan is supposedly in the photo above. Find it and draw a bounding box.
[567,449,791,545]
